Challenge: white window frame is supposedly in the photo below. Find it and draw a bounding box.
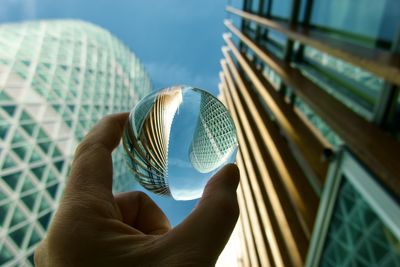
[305,149,400,267]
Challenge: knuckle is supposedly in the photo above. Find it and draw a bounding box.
[74,141,93,158]
[73,141,107,162]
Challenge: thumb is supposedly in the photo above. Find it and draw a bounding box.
[164,164,240,260]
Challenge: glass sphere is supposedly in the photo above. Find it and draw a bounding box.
[123,85,238,200]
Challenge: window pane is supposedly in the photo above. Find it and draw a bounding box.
[320,178,400,266]
[310,0,400,47]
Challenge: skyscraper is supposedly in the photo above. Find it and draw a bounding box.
[217,0,400,266]
[0,20,152,266]
[189,89,237,174]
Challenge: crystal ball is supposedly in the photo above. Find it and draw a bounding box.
[123,85,238,200]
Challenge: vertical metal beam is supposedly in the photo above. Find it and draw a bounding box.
[253,0,265,66]
[373,84,399,128]
[373,28,400,131]
[294,0,314,62]
[255,0,265,43]
[240,0,250,51]
[280,0,301,94]
[283,0,301,61]
[259,0,272,51]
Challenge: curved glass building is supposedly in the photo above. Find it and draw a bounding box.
[0,20,152,266]
[189,90,237,173]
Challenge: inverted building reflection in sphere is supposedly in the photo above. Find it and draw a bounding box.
[123,85,238,200]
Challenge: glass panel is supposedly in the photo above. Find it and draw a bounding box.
[21,123,37,136]
[28,227,41,248]
[251,0,260,13]
[37,129,48,141]
[271,0,292,19]
[294,97,343,147]
[257,28,286,59]
[20,176,36,195]
[0,203,9,225]
[2,155,17,169]
[31,165,46,181]
[310,0,400,48]
[29,149,42,164]
[0,122,10,140]
[2,172,22,190]
[38,196,51,213]
[21,193,37,211]
[10,224,29,248]
[38,141,52,154]
[0,243,14,265]
[54,160,64,172]
[0,91,11,101]
[10,206,27,227]
[13,145,29,161]
[293,46,384,120]
[19,111,32,122]
[12,131,25,144]
[46,183,59,199]
[2,105,16,116]
[0,187,7,202]
[319,178,400,267]
[38,211,52,229]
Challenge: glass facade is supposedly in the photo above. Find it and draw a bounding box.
[220,0,400,266]
[240,0,400,139]
[309,0,400,48]
[189,90,237,173]
[296,45,384,120]
[320,178,400,267]
[247,0,400,48]
[0,20,152,266]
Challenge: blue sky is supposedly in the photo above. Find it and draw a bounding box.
[0,0,227,92]
[0,0,229,226]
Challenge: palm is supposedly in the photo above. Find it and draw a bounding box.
[35,113,239,267]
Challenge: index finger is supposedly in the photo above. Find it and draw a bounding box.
[66,113,129,195]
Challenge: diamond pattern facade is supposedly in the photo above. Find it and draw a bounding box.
[189,89,237,173]
[320,179,400,267]
[0,20,152,266]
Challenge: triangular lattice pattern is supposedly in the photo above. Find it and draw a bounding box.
[0,20,152,266]
[189,89,237,173]
[320,179,400,267]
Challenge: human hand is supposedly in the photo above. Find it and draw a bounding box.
[34,113,240,267]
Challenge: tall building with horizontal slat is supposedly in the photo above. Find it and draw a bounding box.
[216,0,400,266]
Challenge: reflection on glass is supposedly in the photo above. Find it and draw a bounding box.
[123,85,238,200]
[310,0,399,47]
